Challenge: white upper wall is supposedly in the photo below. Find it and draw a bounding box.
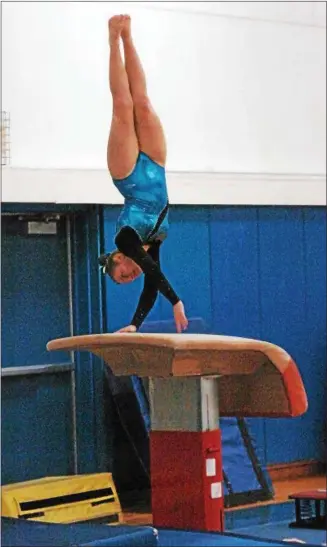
[2,1,326,204]
[136,1,326,27]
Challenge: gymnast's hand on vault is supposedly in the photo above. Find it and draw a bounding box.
[115,325,137,333]
[173,301,189,333]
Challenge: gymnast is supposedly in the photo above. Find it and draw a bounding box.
[99,15,189,334]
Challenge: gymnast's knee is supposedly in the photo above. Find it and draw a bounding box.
[113,95,134,122]
[133,96,153,120]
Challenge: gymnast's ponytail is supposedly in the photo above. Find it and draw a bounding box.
[98,251,120,280]
[98,253,109,270]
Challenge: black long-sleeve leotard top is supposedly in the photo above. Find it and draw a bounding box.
[115,226,180,329]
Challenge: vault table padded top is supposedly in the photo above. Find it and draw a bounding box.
[47,333,308,418]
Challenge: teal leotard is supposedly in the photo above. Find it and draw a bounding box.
[113,152,169,243]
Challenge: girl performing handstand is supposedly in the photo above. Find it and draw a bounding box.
[99,15,188,334]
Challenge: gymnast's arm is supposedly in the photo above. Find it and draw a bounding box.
[115,226,180,311]
[130,243,161,329]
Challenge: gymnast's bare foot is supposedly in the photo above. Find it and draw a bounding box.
[121,14,131,40]
[108,15,126,44]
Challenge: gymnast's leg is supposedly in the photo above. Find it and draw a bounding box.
[121,16,167,167]
[107,15,139,180]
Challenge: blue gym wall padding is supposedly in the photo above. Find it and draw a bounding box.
[105,318,273,506]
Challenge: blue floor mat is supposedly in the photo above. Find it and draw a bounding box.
[0,518,158,547]
[225,501,296,529]
[232,521,325,546]
[157,529,298,546]
[225,502,325,546]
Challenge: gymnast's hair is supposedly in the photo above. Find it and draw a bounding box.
[98,251,120,282]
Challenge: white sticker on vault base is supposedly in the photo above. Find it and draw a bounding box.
[211,482,222,499]
[206,458,216,477]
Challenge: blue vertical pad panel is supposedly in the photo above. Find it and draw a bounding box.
[302,208,327,462]
[258,208,308,464]
[209,207,265,455]
[210,207,261,339]
[159,207,212,327]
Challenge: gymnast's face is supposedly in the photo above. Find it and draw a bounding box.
[112,253,142,284]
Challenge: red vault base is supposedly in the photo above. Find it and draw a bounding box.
[150,429,224,532]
